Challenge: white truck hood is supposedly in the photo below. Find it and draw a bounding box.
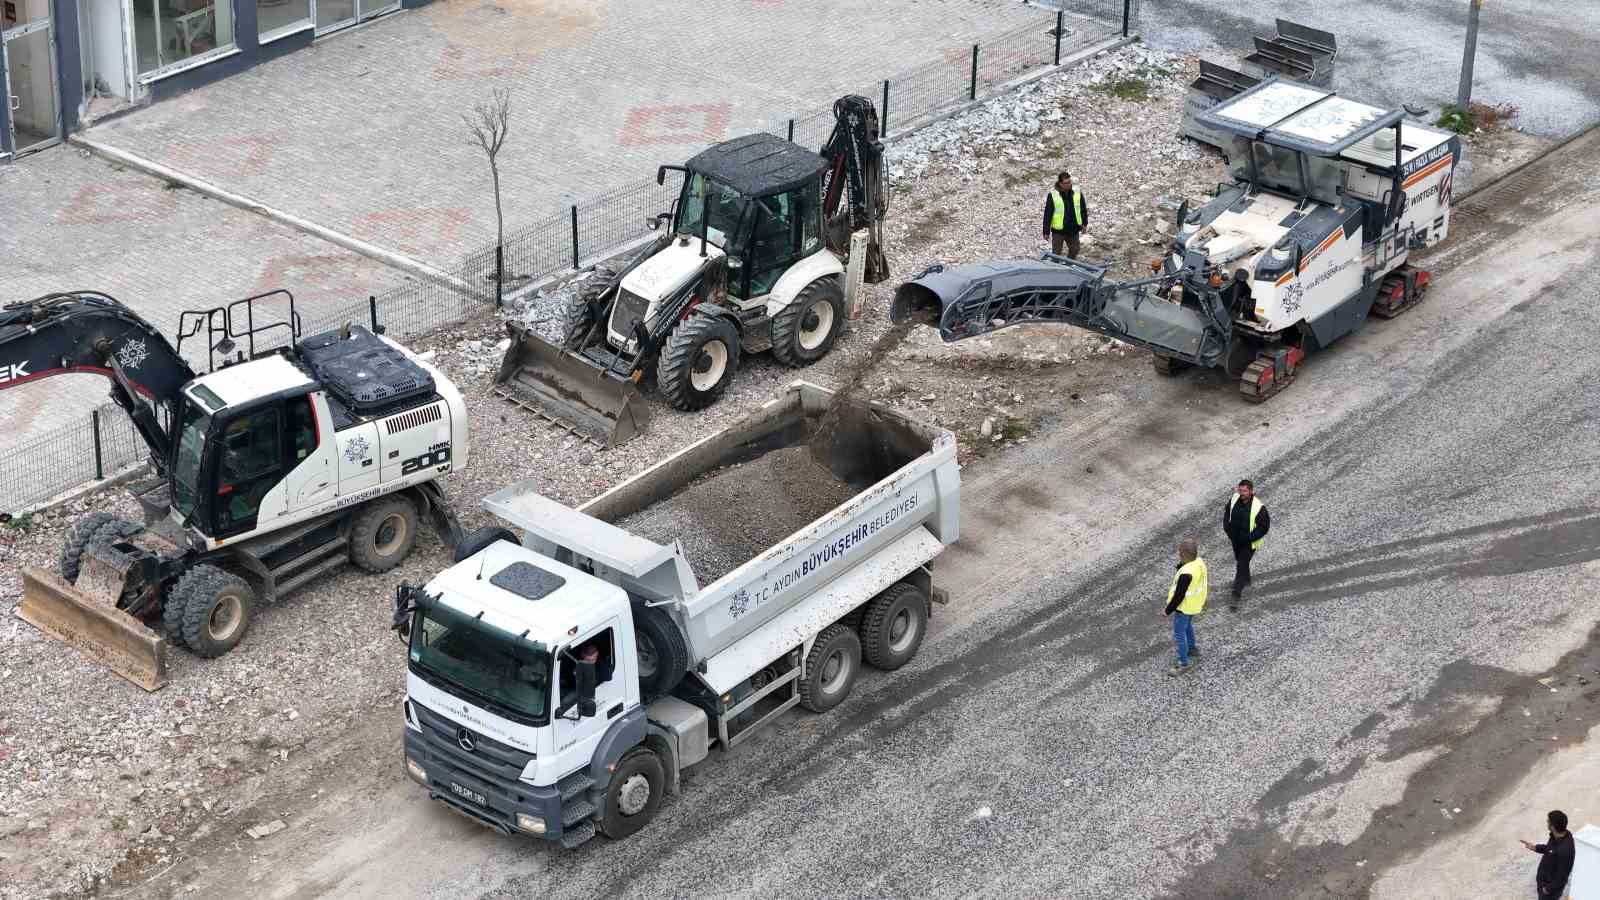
[620,236,724,303]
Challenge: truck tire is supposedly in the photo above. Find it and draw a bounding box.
[656,315,740,411]
[60,512,118,581]
[561,266,616,349]
[598,748,664,839]
[633,604,689,699]
[452,525,520,564]
[173,565,255,659]
[349,495,419,573]
[859,583,928,671]
[770,275,846,367]
[799,624,861,713]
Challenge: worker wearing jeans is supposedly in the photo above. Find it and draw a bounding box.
[1163,539,1208,676]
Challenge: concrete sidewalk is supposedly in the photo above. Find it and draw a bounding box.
[79,0,1074,267]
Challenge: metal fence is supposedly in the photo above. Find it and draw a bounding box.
[0,2,1137,514]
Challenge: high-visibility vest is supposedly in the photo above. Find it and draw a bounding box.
[1229,495,1264,550]
[1167,558,1208,615]
[1049,188,1084,230]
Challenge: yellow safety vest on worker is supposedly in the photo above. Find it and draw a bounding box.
[1167,558,1209,615]
[1229,495,1265,550]
[1049,188,1085,230]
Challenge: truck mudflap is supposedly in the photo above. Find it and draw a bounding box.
[492,321,650,448]
[17,566,168,691]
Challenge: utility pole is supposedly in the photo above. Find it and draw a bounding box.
[1456,0,1484,110]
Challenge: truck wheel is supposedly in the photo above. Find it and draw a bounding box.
[799,624,861,713]
[1151,354,1192,377]
[60,512,118,581]
[656,315,740,411]
[598,748,664,839]
[174,565,255,659]
[561,266,616,349]
[452,525,519,564]
[860,583,928,671]
[771,275,846,367]
[349,495,419,573]
[633,604,689,698]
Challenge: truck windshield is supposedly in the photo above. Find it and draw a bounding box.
[170,399,210,520]
[677,173,749,250]
[409,604,551,727]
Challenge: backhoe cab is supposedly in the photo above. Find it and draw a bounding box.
[494,95,890,447]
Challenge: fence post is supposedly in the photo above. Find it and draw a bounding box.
[969,44,979,101]
[91,409,104,481]
[368,295,380,332]
[570,204,580,270]
[1122,0,1132,37]
[1054,11,1063,65]
[787,118,795,143]
[1456,0,1484,110]
[881,79,890,135]
[495,245,505,309]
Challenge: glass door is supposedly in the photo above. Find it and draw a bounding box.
[313,0,355,33]
[355,0,397,20]
[3,17,60,156]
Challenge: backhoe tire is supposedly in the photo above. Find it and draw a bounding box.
[598,748,665,839]
[1152,354,1192,377]
[452,525,520,564]
[562,266,617,349]
[632,604,689,699]
[770,275,846,367]
[656,315,740,411]
[799,624,861,713]
[60,512,118,581]
[859,583,928,671]
[173,565,254,659]
[349,495,419,573]
[162,582,191,650]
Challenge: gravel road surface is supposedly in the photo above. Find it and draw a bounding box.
[119,118,1600,900]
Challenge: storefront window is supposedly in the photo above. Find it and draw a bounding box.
[131,0,233,75]
[256,0,309,40]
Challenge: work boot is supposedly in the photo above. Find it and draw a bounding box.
[1167,662,1191,677]
[1188,645,1201,658]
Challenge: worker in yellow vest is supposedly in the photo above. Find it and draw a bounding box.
[1041,172,1088,259]
[1163,538,1207,676]
[1222,479,1271,611]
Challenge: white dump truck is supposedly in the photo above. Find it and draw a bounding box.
[392,382,959,847]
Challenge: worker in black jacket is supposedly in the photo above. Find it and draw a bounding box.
[1521,810,1576,900]
[1041,172,1088,259]
[1222,479,1270,610]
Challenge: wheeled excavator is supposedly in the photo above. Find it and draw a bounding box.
[495,95,891,446]
[893,78,1458,401]
[2,290,468,690]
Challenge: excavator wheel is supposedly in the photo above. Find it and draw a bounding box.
[561,266,617,349]
[1151,354,1192,377]
[771,276,845,367]
[172,564,255,659]
[656,315,741,411]
[1239,347,1306,403]
[59,512,119,582]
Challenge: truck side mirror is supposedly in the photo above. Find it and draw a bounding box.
[1291,244,1303,276]
[576,661,598,718]
[390,584,414,643]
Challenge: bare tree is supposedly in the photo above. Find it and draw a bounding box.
[465,87,512,305]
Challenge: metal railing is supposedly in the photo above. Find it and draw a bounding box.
[0,3,1136,513]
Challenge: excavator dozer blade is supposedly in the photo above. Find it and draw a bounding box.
[16,566,168,692]
[492,326,651,448]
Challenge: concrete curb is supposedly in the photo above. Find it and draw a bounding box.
[70,135,472,294]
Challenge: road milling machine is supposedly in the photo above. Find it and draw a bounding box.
[2,291,467,690]
[893,79,1460,401]
[495,95,891,446]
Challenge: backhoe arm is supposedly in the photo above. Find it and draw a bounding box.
[0,291,196,469]
[820,94,891,283]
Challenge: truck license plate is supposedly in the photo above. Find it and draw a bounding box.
[449,782,487,806]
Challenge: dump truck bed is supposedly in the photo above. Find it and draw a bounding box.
[483,381,960,691]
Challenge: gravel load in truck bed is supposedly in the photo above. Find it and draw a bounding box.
[614,446,858,584]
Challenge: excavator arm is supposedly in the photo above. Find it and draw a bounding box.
[0,291,195,473]
[820,94,891,283]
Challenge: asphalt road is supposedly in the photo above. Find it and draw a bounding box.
[1140,0,1600,138]
[146,133,1600,899]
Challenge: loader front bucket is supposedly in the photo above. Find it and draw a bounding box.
[492,323,650,448]
[17,566,168,691]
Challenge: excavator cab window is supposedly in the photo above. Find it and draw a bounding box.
[216,408,284,535]
[735,182,821,300]
[677,174,750,250]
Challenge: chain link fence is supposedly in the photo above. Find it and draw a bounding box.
[0,2,1138,514]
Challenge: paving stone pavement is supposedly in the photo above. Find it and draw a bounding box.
[82,0,1088,267]
[0,150,404,494]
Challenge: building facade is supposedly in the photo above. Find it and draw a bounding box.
[2,0,426,160]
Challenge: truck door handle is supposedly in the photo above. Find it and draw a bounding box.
[606,703,623,719]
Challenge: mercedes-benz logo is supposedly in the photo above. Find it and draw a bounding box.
[456,728,476,752]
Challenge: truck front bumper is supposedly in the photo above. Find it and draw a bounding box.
[402,726,563,841]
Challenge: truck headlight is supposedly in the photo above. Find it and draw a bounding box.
[405,756,428,785]
[515,813,546,835]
